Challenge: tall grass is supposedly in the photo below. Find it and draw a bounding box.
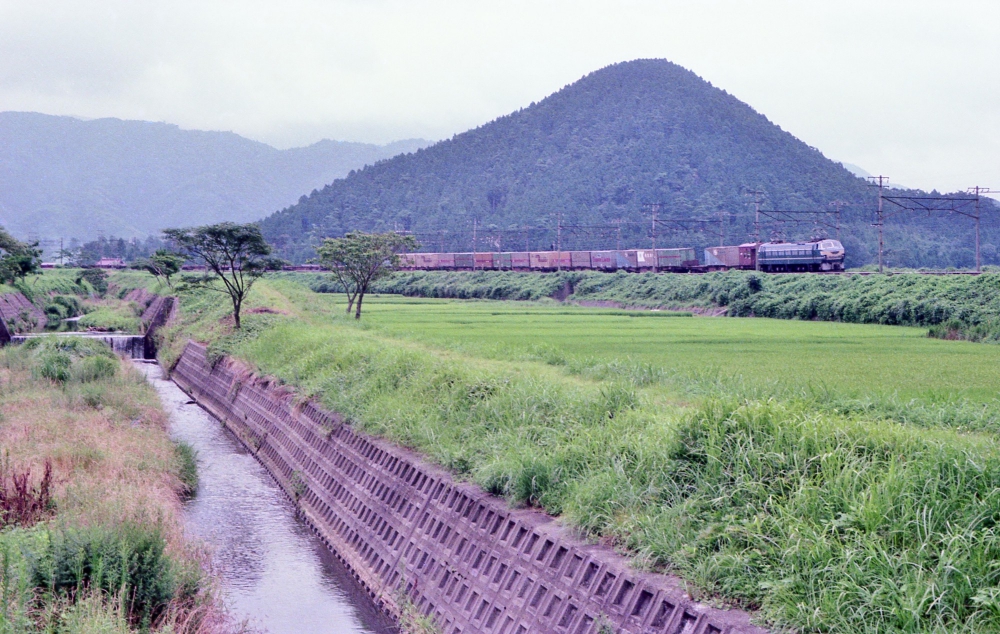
[0,337,232,632]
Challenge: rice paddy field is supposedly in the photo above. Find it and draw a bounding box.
[152,275,1000,634]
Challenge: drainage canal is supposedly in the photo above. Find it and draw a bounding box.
[138,361,396,634]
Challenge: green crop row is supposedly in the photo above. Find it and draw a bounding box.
[366,270,1000,341]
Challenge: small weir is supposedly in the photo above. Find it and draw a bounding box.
[11,333,149,359]
[138,361,395,634]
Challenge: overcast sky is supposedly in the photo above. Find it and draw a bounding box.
[1,0,998,193]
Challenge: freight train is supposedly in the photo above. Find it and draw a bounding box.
[398,240,845,273]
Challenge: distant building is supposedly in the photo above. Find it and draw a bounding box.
[94,257,126,268]
[40,262,57,269]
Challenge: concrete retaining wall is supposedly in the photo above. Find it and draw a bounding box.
[0,292,46,331]
[172,342,766,634]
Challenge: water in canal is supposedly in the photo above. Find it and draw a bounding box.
[138,361,396,634]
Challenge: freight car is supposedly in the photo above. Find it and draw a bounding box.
[703,244,758,270]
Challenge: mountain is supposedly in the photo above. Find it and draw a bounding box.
[260,60,995,268]
[0,111,429,240]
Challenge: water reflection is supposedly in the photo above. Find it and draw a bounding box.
[139,362,395,634]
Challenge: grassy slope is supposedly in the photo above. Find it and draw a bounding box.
[151,275,1000,633]
[0,337,225,631]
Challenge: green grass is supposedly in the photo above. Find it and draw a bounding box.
[367,269,1000,342]
[76,302,144,333]
[349,295,1000,405]
[155,276,1000,633]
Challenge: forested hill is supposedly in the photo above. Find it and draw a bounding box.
[0,111,428,240]
[260,59,995,268]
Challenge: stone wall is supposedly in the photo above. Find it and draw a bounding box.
[172,342,767,634]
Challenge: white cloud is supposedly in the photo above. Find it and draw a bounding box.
[1,0,998,191]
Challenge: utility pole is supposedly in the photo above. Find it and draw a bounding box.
[472,218,477,270]
[718,210,725,247]
[615,218,622,251]
[652,206,659,272]
[829,201,847,241]
[868,176,888,273]
[746,190,764,244]
[967,186,994,273]
[556,213,562,271]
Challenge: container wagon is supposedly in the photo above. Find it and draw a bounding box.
[656,248,699,271]
[704,246,741,269]
[704,245,758,270]
[635,249,656,269]
[570,251,592,269]
[474,253,494,269]
[437,253,455,269]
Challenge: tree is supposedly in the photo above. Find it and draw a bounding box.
[164,223,281,329]
[0,226,41,285]
[315,232,418,319]
[75,268,109,296]
[133,249,185,288]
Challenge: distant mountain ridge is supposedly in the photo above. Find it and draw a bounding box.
[0,111,429,240]
[260,59,995,268]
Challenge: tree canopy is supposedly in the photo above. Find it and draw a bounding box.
[0,226,41,285]
[133,249,186,288]
[164,223,281,328]
[315,232,418,319]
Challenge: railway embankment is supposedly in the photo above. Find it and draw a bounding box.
[360,269,1000,341]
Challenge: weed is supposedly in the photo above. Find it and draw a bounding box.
[289,470,307,500]
[0,459,53,527]
[174,442,199,498]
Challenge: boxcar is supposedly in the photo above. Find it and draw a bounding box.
[398,253,417,269]
[454,253,475,269]
[529,252,552,270]
[656,248,697,270]
[739,244,757,269]
[704,246,740,269]
[591,251,616,270]
[570,251,592,269]
[634,249,656,269]
[437,253,455,269]
[618,251,637,270]
[497,252,514,269]
[511,252,530,269]
[474,253,494,269]
[411,253,439,269]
